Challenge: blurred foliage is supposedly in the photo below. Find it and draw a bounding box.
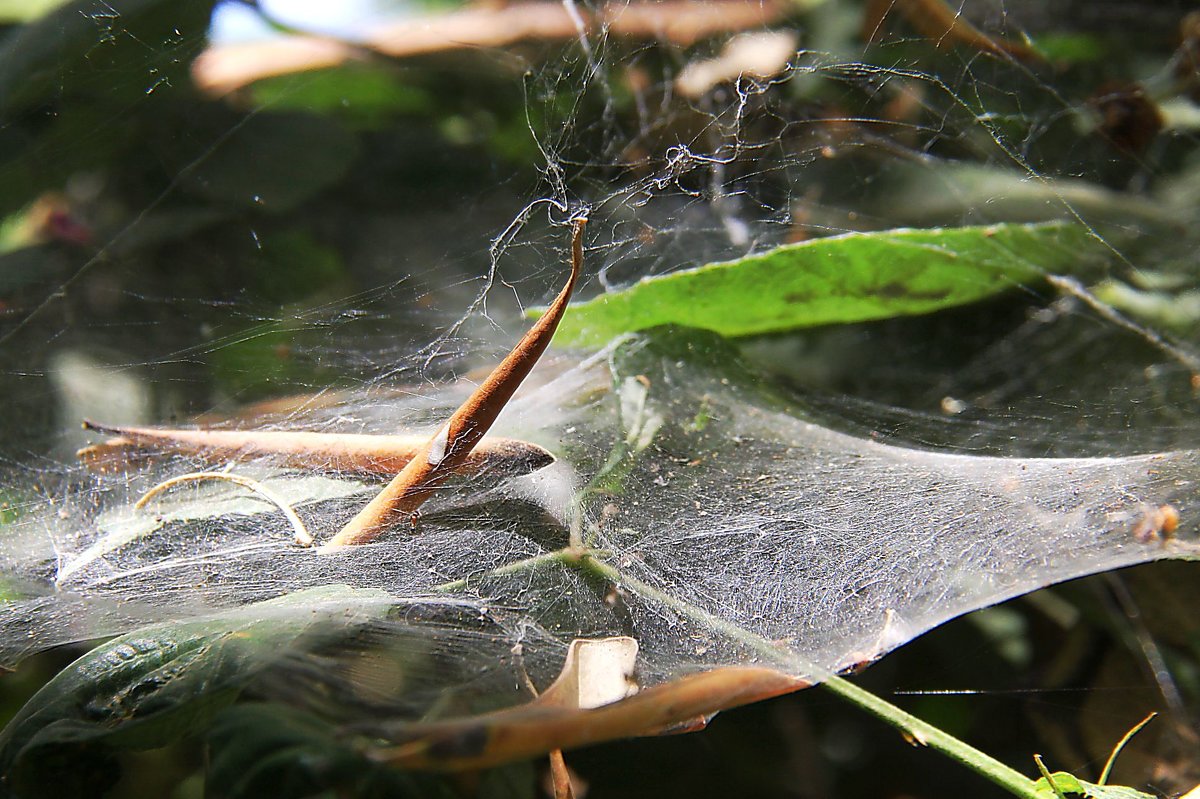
[1,0,1199,797]
[0,587,394,797]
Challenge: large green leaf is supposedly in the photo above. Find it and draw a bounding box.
[539,222,1102,347]
[0,0,71,23]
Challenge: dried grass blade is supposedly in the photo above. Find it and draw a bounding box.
[372,666,808,771]
[135,471,313,547]
[78,421,553,477]
[321,218,586,549]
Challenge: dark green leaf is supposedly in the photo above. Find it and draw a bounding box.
[0,586,392,797]
[249,65,435,130]
[0,0,215,113]
[244,230,348,303]
[207,703,462,799]
[0,0,217,216]
[184,112,361,212]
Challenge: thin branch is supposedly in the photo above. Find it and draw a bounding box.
[79,421,553,477]
[321,218,587,550]
[136,471,313,547]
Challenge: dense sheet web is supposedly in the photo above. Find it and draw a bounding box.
[1,330,1196,702]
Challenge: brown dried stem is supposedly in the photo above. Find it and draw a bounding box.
[862,0,1041,62]
[135,470,313,547]
[320,218,586,550]
[78,421,553,477]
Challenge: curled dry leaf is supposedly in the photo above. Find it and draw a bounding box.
[371,664,808,771]
[193,1,786,95]
[78,420,554,478]
[536,637,637,799]
[321,218,586,549]
[537,637,640,710]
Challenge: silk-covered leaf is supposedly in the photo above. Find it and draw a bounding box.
[0,586,392,796]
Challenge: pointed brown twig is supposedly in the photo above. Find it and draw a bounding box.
[548,749,576,799]
[320,218,587,550]
[78,421,553,477]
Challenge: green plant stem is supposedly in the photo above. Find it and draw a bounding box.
[1099,712,1156,785]
[819,673,1039,798]
[432,547,602,592]
[1034,755,1068,799]
[582,551,1041,799]
[580,554,799,664]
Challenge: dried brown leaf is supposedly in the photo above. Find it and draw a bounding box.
[321,219,585,549]
[371,665,808,770]
[78,421,553,477]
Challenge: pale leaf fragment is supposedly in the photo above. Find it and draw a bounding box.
[538,636,640,710]
[675,31,798,98]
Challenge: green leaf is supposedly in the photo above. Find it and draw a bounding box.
[1027,32,1109,63]
[243,230,349,303]
[0,0,216,113]
[539,222,1103,347]
[249,65,435,130]
[0,0,71,23]
[1033,772,1155,799]
[208,318,342,398]
[208,703,537,799]
[0,0,219,215]
[0,586,393,797]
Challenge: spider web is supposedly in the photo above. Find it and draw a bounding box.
[0,0,1199,761]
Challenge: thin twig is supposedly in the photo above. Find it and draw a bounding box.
[1099,712,1156,785]
[1047,274,1200,374]
[135,471,313,547]
[433,547,595,592]
[321,218,587,550]
[79,421,553,477]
